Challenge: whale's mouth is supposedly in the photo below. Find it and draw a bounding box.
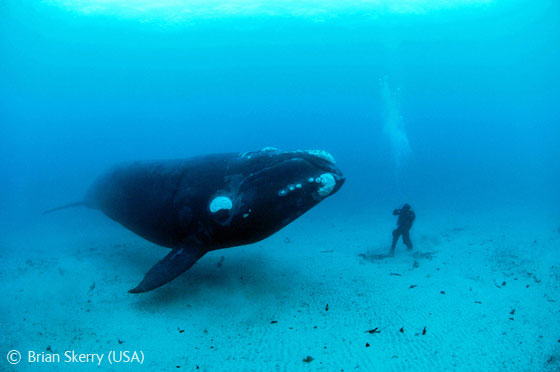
[296,150,345,199]
[240,147,345,198]
[302,150,345,186]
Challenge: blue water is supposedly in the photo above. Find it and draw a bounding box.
[2,0,558,224]
[1,0,559,370]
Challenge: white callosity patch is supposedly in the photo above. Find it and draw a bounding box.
[241,146,278,160]
[279,182,304,197]
[261,147,278,152]
[317,173,336,197]
[306,150,336,164]
[209,196,233,213]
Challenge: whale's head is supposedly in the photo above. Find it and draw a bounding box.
[207,148,345,246]
[274,148,346,202]
[242,147,344,205]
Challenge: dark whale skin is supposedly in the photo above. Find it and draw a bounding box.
[70,148,345,292]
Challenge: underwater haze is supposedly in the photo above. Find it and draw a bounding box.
[1,0,560,371]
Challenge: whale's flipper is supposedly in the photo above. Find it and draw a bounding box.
[43,201,86,215]
[129,247,206,293]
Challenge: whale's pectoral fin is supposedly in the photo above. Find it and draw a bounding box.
[129,247,206,294]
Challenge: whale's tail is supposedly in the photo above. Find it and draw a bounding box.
[42,201,86,215]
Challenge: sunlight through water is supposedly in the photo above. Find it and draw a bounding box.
[45,0,494,22]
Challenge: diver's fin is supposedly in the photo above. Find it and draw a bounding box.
[42,201,86,215]
[129,247,206,293]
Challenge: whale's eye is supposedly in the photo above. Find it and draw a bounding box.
[209,196,233,213]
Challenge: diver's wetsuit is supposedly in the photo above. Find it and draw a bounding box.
[391,204,415,251]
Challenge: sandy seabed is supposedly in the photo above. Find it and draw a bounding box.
[1,206,559,371]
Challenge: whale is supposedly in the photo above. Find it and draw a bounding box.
[44,148,345,293]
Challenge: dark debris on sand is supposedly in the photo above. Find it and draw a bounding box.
[302,356,314,363]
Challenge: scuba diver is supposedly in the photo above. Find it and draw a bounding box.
[391,203,415,254]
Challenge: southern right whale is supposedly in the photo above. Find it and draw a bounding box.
[45,148,345,293]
